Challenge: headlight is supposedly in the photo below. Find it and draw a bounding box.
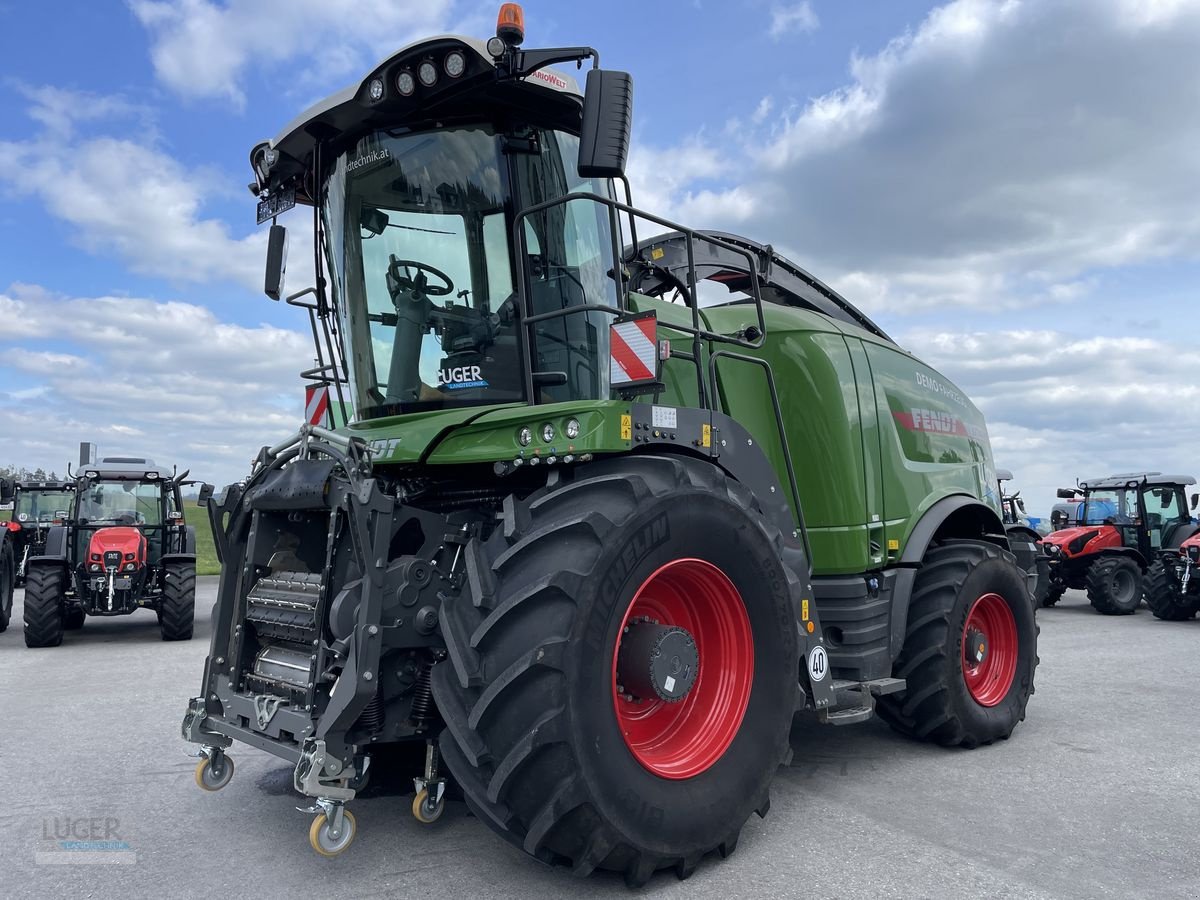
[444,51,466,78]
[517,426,532,447]
[541,423,555,443]
[396,70,415,97]
[124,552,135,561]
[124,562,137,572]
[564,418,581,439]
[89,563,101,572]
[367,77,384,101]
[418,60,438,87]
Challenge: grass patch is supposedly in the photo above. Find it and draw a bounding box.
[187,501,220,576]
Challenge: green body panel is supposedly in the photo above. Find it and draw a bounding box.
[701,303,997,575]
[340,295,996,578]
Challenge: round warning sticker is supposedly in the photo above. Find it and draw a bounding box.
[807,645,829,682]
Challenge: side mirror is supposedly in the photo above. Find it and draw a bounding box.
[1056,488,1077,499]
[0,477,12,505]
[1191,493,1198,510]
[578,69,633,178]
[265,224,288,301]
[197,483,215,506]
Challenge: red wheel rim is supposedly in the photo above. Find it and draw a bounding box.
[611,558,753,779]
[961,592,1017,707]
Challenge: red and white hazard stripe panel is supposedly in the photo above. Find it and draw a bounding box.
[609,315,658,387]
[305,385,330,426]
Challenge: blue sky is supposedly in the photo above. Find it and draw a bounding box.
[2,0,1199,514]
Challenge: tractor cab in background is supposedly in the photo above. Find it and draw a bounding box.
[7,480,75,585]
[1040,473,1198,613]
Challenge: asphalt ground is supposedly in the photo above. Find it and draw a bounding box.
[1,578,1197,899]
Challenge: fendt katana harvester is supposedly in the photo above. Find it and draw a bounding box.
[1041,473,1198,613]
[6,479,76,586]
[181,6,1040,884]
[23,456,198,647]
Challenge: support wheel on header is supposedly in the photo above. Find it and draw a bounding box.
[195,751,235,792]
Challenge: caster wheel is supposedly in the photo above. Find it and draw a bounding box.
[412,788,444,824]
[309,810,356,857]
[194,754,235,792]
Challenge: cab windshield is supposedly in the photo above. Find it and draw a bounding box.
[14,490,73,522]
[77,480,163,526]
[323,124,617,420]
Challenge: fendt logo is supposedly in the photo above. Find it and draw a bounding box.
[438,366,488,390]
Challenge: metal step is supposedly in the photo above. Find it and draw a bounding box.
[817,677,907,726]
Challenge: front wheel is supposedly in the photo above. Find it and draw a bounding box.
[0,544,12,633]
[432,455,799,886]
[1086,557,1141,615]
[23,565,66,648]
[1144,561,1200,621]
[878,540,1038,748]
[159,561,195,641]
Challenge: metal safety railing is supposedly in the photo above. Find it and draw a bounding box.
[511,191,805,531]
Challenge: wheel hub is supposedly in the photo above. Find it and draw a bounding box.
[965,627,988,667]
[616,619,699,703]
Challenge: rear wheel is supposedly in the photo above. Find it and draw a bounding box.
[1144,561,1200,621]
[1039,581,1065,608]
[0,543,12,633]
[432,456,799,886]
[877,540,1038,748]
[1086,557,1141,615]
[159,561,195,641]
[23,565,66,648]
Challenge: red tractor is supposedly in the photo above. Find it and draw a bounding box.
[1041,473,1198,613]
[22,456,198,646]
[1145,528,1200,620]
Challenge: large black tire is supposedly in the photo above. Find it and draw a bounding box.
[877,540,1038,748]
[63,606,86,630]
[1144,561,1200,621]
[1085,557,1142,615]
[0,543,13,633]
[159,561,196,641]
[23,565,66,648]
[1039,581,1065,608]
[432,456,800,886]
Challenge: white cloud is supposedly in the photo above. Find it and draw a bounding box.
[0,86,310,293]
[0,284,312,487]
[903,325,1200,515]
[644,0,1200,311]
[769,2,819,39]
[128,0,454,107]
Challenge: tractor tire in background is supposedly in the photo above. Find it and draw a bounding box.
[1005,534,1044,610]
[0,542,13,633]
[431,455,800,887]
[877,540,1038,748]
[1085,557,1141,615]
[159,560,196,641]
[63,606,86,630]
[1144,561,1200,621]
[1039,582,1065,608]
[23,565,66,648]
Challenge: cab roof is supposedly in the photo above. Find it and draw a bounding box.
[1079,473,1196,490]
[80,457,168,480]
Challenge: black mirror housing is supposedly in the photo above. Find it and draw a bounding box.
[578,69,633,178]
[197,483,215,506]
[0,477,12,505]
[1056,488,1077,499]
[1191,492,1198,510]
[265,224,288,300]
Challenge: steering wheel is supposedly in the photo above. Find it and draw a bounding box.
[386,256,454,301]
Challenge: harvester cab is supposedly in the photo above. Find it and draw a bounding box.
[22,456,198,647]
[7,480,75,585]
[182,5,1039,883]
[1040,472,1198,613]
